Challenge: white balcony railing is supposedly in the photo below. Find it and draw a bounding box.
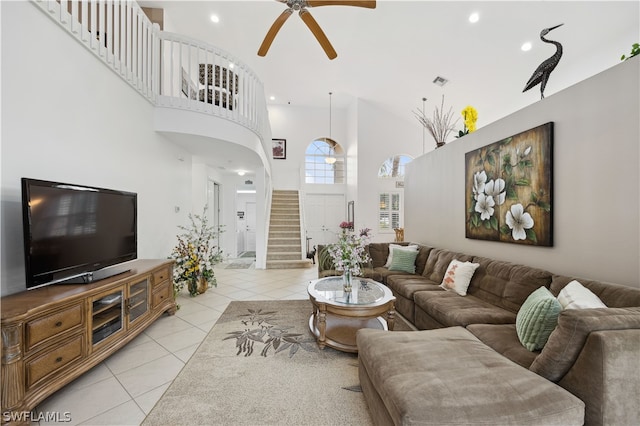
[33,0,270,142]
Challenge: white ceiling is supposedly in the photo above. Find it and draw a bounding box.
[139,0,639,173]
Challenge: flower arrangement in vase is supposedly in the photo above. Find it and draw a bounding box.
[321,223,372,292]
[413,95,460,148]
[170,206,224,298]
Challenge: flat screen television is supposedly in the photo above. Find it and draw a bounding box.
[21,178,137,289]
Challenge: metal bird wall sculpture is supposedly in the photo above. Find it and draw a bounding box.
[523,24,564,99]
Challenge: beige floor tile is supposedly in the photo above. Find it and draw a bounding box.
[104,340,170,375]
[154,326,207,353]
[37,377,131,426]
[134,383,171,414]
[115,354,184,398]
[172,342,201,363]
[178,306,222,327]
[142,314,193,340]
[79,400,145,425]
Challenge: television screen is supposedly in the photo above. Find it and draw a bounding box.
[22,178,137,289]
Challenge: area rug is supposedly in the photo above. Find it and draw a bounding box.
[143,300,412,425]
[224,262,253,269]
[238,251,256,258]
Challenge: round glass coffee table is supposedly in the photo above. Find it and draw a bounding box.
[307,276,396,353]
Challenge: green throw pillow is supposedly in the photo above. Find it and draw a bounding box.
[516,286,562,351]
[388,247,418,273]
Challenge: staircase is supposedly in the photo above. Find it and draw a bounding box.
[266,190,313,269]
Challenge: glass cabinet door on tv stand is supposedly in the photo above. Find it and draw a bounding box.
[127,278,149,324]
[91,290,124,345]
[90,278,151,346]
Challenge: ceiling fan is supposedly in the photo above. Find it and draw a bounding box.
[257,0,376,60]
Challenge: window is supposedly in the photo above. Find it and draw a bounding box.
[378,155,413,179]
[379,193,401,231]
[305,138,345,184]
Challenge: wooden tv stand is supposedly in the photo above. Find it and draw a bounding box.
[1,259,176,423]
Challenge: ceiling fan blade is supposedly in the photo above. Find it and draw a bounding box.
[299,9,337,60]
[257,8,293,57]
[307,0,376,8]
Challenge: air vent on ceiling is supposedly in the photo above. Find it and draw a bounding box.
[245,180,253,185]
[433,76,449,87]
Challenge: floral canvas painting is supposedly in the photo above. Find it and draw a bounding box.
[465,123,553,246]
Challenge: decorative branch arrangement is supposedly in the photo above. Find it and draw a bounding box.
[414,95,460,148]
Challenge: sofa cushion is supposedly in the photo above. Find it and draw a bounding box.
[357,327,585,426]
[414,291,516,327]
[388,247,419,273]
[386,275,441,300]
[550,275,640,307]
[422,248,474,283]
[440,259,480,296]
[558,280,607,309]
[467,323,539,368]
[469,256,553,313]
[516,287,562,351]
[530,307,640,382]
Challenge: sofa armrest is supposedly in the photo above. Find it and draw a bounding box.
[557,329,640,426]
[530,307,640,382]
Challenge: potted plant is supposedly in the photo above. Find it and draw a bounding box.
[170,206,224,297]
[414,95,460,148]
[457,105,478,138]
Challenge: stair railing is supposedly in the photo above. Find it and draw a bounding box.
[33,0,270,145]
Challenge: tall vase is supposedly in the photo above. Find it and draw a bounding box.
[196,276,208,294]
[343,271,352,293]
[187,278,198,297]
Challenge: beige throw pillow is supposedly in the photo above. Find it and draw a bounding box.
[557,280,607,309]
[439,259,480,296]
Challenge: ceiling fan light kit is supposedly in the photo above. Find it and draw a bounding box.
[257,0,376,60]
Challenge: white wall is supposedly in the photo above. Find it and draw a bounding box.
[268,104,348,191]
[1,2,192,295]
[355,100,424,241]
[404,58,640,288]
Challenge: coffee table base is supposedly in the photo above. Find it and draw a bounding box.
[308,311,388,353]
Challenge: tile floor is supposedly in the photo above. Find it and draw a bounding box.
[34,260,318,425]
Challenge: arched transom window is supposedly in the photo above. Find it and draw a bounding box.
[305,138,345,184]
[378,154,414,179]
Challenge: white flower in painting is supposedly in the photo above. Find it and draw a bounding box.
[473,171,487,200]
[505,203,534,240]
[484,179,506,205]
[524,146,532,156]
[475,193,495,221]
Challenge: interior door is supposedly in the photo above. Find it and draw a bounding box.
[244,202,256,253]
[304,194,345,247]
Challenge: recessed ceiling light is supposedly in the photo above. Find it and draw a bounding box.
[269,96,275,101]
[237,171,246,176]
[210,14,220,23]
[521,42,532,52]
[229,63,235,69]
[469,13,479,23]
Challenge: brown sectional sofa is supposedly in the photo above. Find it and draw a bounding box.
[317,242,640,425]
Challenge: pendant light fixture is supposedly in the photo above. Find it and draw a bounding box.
[325,91,337,164]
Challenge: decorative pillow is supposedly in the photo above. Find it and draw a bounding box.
[384,244,418,267]
[439,259,480,296]
[388,248,419,273]
[516,287,562,351]
[557,280,607,310]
